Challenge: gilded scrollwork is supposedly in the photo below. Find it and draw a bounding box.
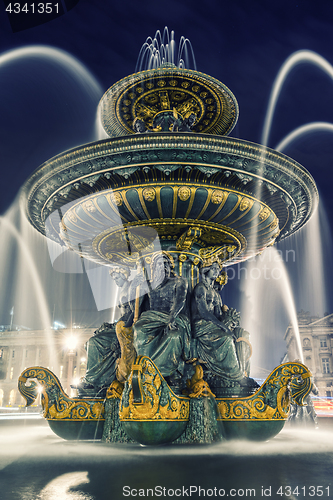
[119,356,190,421]
[216,362,312,421]
[18,367,105,421]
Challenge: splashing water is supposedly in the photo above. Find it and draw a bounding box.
[0,45,103,98]
[261,49,333,147]
[0,45,107,374]
[239,247,304,372]
[136,27,197,71]
[239,49,333,369]
[275,122,333,151]
[0,205,58,369]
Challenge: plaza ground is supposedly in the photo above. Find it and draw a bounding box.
[0,418,332,499]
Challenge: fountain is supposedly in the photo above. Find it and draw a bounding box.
[17,30,317,444]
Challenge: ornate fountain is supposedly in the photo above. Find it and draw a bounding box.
[18,32,317,444]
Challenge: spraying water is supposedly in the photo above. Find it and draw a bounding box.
[240,49,333,369]
[136,27,197,71]
[0,45,107,375]
[275,122,333,151]
[0,45,103,98]
[0,205,58,369]
[239,247,304,371]
[261,50,333,147]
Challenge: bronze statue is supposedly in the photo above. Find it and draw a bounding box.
[191,262,256,388]
[172,112,196,132]
[133,252,191,387]
[77,267,131,395]
[133,118,148,134]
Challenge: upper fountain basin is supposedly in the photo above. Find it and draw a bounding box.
[21,132,318,268]
[98,66,239,137]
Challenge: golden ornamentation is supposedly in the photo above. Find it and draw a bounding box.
[199,245,237,268]
[59,220,67,232]
[99,67,239,136]
[143,187,156,202]
[216,271,228,286]
[115,321,137,384]
[259,206,271,221]
[112,192,123,207]
[211,190,225,204]
[216,362,312,421]
[18,367,105,421]
[119,356,190,421]
[176,227,202,251]
[270,219,279,230]
[239,197,253,211]
[184,363,215,398]
[178,186,191,201]
[193,257,200,266]
[179,254,187,262]
[106,380,124,399]
[83,200,96,212]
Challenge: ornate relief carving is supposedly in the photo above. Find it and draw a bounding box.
[216,362,312,421]
[18,367,105,421]
[119,356,190,422]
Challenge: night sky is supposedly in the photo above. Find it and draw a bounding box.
[1,0,333,369]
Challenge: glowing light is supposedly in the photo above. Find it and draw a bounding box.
[53,321,66,330]
[65,335,77,351]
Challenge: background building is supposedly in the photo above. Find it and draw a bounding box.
[0,326,95,408]
[284,311,333,398]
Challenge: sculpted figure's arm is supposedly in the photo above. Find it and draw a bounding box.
[167,278,188,330]
[214,292,224,319]
[194,284,230,334]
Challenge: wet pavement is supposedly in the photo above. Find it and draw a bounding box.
[0,418,332,499]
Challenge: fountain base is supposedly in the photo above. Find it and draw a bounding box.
[18,359,312,444]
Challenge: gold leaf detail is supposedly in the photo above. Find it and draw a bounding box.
[143,187,156,202]
[211,190,225,204]
[178,186,191,201]
[239,198,253,211]
[259,206,271,221]
[113,192,123,206]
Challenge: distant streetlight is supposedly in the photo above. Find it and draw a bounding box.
[53,321,66,330]
[65,335,78,351]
